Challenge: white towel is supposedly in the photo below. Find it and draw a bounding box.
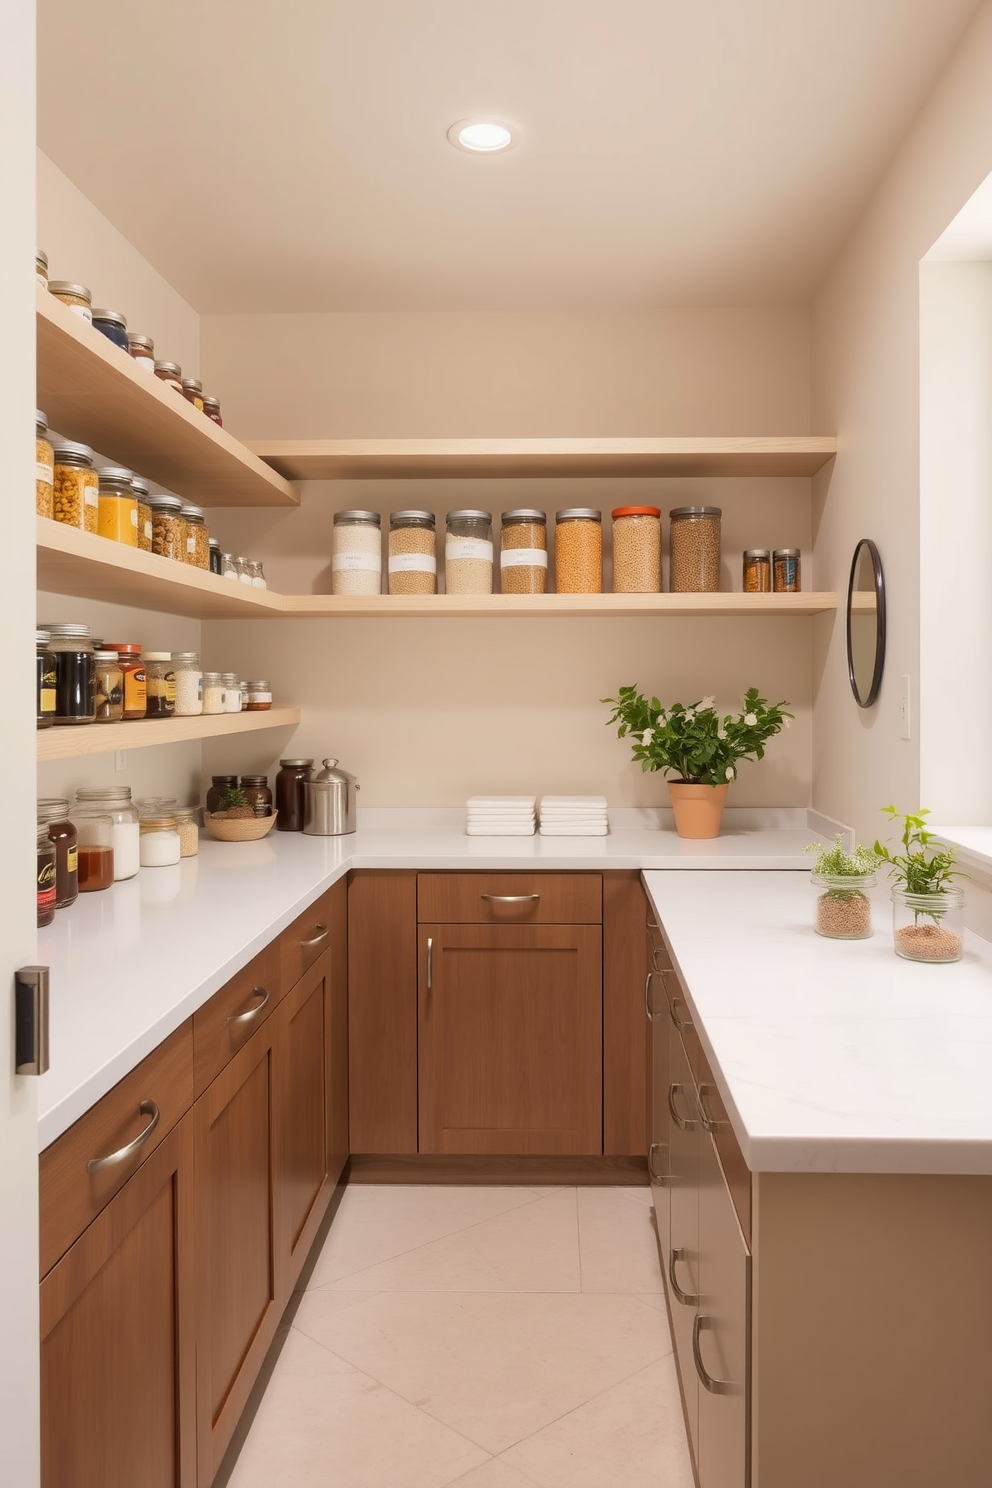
[466,823,537,836]
[539,822,610,836]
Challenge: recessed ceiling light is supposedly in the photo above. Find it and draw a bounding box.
[447,120,516,153]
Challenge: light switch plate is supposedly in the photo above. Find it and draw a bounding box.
[116,749,127,771]
[899,676,911,740]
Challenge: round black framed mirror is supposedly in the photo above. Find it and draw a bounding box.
[846,538,885,708]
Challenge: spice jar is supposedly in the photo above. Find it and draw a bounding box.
[208,538,222,575]
[172,652,203,716]
[53,440,99,534]
[174,806,199,858]
[132,478,153,551]
[91,308,129,352]
[139,809,181,868]
[70,810,114,891]
[48,281,92,322]
[75,787,140,880]
[221,552,239,582]
[240,775,273,817]
[102,642,146,719]
[773,548,802,593]
[669,506,722,593]
[37,630,56,729]
[142,652,176,717]
[275,759,313,831]
[149,493,185,560]
[201,672,226,715]
[332,511,382,595]
[743,549,771,594]
[93,650,125,722]
[245,680,272,711]
[205,776,238,814]
[154,360,184,393]
[555,510,602,593]
[445,510,493,595]
[611,507,661,593]
[36,410,54,520]
[37,824,57,927]
[37,800,78,908]
[202,395,223,426]
[246,559,267,589]
[180,502,209,568]
[498,510,547,595]
[388,511,437,595]
[221,672,242,712]
[128,333,155,371]
[97,466,139,547]
[44,623,96,724]
[237,557,253,587]
[36,249,48,288]
[181,378,204,412]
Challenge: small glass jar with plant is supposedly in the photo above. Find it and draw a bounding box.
[803,835,879,940]
[873,807,965,964]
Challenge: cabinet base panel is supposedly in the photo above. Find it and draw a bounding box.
[347,1154,648,1185]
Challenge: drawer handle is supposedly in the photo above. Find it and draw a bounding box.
[651,947,669,973]
[87,1099,160,1175]
[692,1314,735,1395]
[427,936,433,991]
[644,970,655,1022]
[669,994,692,1034]
[227,987,271,1026]
[698,1082,730,1134]
[646,916,659,931]
[300,924,329,950]
[648,1141,667,1183]
[669,1247,701,1307]
[668,1082,699,1132]
[481,893,540,904]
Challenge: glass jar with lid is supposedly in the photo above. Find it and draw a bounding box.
[221,672,242,712]
[275,760,313,831]
[202,395,223,426]
[128,333,155,371]
[131,478,153,551]
[500,510,547,594]
[669,506,722,593]
[221,552,239,582]
[208,538,222,575]
[743,549,771,594]
[53,440,99,533]
[174,806,199,858]
[43,623,96,724]
[75,787,140,880]
[154,360,184,393]
[149,493,185,560]
[91,308,129,352]
[237,556,254,587]
[36,410,54,519]
[37,630,56,729]
[37,824,57,927]
[240,775,273,817]
[245,680,272,711]
[611,507,661,593]
[138,807,181,868]
[172,652,203,716]
[93,650,125,722]
[246,559,267,589]
[388,511,437,595]
[180,503,209,568]
[554,510,602,593]
[69,810,114,891]
[102,642,146,719]
[445,511,493,594]
[38,799,78,907]
[332,511,382,595]
[201,672,226,715]
[181,378,205,411]
[205,776,237,814]
[97,466,139,546]
[48,281,92,322]
[36,249,48,288]
[142,652,176,717]
[773,548,802,593]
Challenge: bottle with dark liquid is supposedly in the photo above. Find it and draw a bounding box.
[69,810,114,892]
[37,798,78,908]
[37,826,56,927]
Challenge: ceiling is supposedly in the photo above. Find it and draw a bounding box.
[38,0,983,314]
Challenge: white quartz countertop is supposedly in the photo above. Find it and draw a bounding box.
[643,871,992,1176]
[37,810,830,1150]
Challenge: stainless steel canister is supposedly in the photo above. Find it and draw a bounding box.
[303,758,360,835]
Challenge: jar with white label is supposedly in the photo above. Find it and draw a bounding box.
[128,333,155,371]
[201,671,226,714]
[221,672,242,713]
[48,281,93,322]
[36,410,54,519]
[53,441,99,534]
[142,653,176,717]
[332,511,382,595]
[172,652,203,716]
[245,680,272,711]
[180,503,209,569]
[500,510,547,594]
[131,478,153,552]
[96,466,138,547]
[445,510,493,595]
[388,511,437,595]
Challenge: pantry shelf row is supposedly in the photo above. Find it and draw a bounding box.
[37,707,302,762]
[37,520,838,618]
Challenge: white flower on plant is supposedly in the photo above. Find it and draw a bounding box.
[640,728,654,745]
[700,695,716,710]
[717,727,727,740]
[725,766,734,780]
[783,716,792,729]
[744,712,758,726]
[684,709,695,722]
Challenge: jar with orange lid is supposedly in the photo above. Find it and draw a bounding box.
[611,506,661,593]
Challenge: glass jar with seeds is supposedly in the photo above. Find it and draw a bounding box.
[180,502,209,568]
[610,507,661,593]
[332,511,382,595]
[131,478,153,552]
[48,281,92,322]
[500,510,547,594]
[149,493,185,560]
[388,511,437,595]
[445,511,493,594]
[554,510,602,593]
[743,549,771,593]
[36,410,54,519]
[773,548,802,593]
[172,652,203,716]
[669,506,722,593]
[53,440,99,534]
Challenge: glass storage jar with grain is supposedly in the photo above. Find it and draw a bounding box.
[221,552,239,581]
[75,787,139,880]
[68,809,114,892]
[44,623,96,724]
[36,411,54,519]
[37,799,78,908]
[37,631,56,729]
[201,672,226,714]
[93,650,124,722]
[91,308,129,352]
[669,506,722,593]
[773,548,802,593]
[171,652,202,716]
[221,673,242,712]
[332,511,382,595]
[500,510,547,594]
[388,511,437,595]
[275,759,313,831]
[246,559,267,589]
[743,549,771,593]
[149,492,184,560]
[611,507,661,593]
[102,642,146,719]
[36,249,48,288]
[180,502,209,568]
[202,395,223,426]
[36,824,56,927]
[131,477,153,551]
[142,652,176,717]
[139,808,181,868]
[181,378,204,411]
[53,440,99,534]
[555,509,602,593]
[154,360,183,393]
[128,333,155,371]
[48,281,92,322]
[174,806,199,858]
[445,511,493,594]
[97,466,138,547]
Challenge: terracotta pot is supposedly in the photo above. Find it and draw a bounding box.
[667,781,729,839]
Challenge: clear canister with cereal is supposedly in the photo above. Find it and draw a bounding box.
[611,506,661,593]
[36,410,54,519]
[132,477,153,551]
[388,511,437,595]
[554,509,602,594]
[53,440,99,534]
[148,492,185,561]
[180,502,209,568]
[97,466,139,546]
[500,510,547,594]
[669,506,722,593]
[773,548,802,593]
[445,510,493,595]
[743,549,771,593]
[332,511,382,595]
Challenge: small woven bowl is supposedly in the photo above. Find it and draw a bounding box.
[203,810,278,842]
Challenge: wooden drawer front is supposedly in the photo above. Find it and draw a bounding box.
[698,1046,751,1247]
[39,1019,194,1281]
[193,942,281,1098]
[280,884,340,992]
[418,873,602,925]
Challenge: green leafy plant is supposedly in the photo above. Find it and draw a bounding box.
[803,834,878,878]
[601,686,792,786]
[217,788,254,820]
[873,808,962,928]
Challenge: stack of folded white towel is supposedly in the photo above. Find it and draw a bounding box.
[538,795,609,836]
[465,796,537,836]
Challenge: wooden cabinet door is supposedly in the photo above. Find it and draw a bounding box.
[419,924,603,1155]
[696,1132,751,1488]
[349,870,418,1153]
[667,1030,701,1465]
[41,1115,195,1488]
[648,964,671,1263]
[193,1017,281,1485]
[274,953,331,1292]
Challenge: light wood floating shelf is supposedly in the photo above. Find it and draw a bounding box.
[279,592,837,618]
[36,289,299,509]
[248,436,838,482]
[37,707,301,762]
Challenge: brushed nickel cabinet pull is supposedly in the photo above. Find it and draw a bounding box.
[669,994,692,1034]
[300,924,329,950]
[646,916,659,931]
[87,1099,160,1174]
[651,947,669,973]
[692,1314,735,1395]
[648,1142,667,1183]
[668,1082,700,1132]
[644,970,655,1021]
[227,987,270,1025]
[427,937,433,991]
[669,1247,701,1307]
[697,1082,730,1134]
[481,893,540,904]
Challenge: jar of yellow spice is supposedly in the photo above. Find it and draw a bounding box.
[36,410,54,519]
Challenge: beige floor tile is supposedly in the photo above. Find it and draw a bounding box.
[225,1327,488,1488]
[443,1458,541,1487]
[501,1357,694,1488]
[576,1186,664,1294]
[306,1186,561,1290]
[324,1187,581,1294]
[293,1288,672,1455]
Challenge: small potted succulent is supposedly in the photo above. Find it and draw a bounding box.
[873,806,964,963]
[602,686,792,838]
[803,834,879,939]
